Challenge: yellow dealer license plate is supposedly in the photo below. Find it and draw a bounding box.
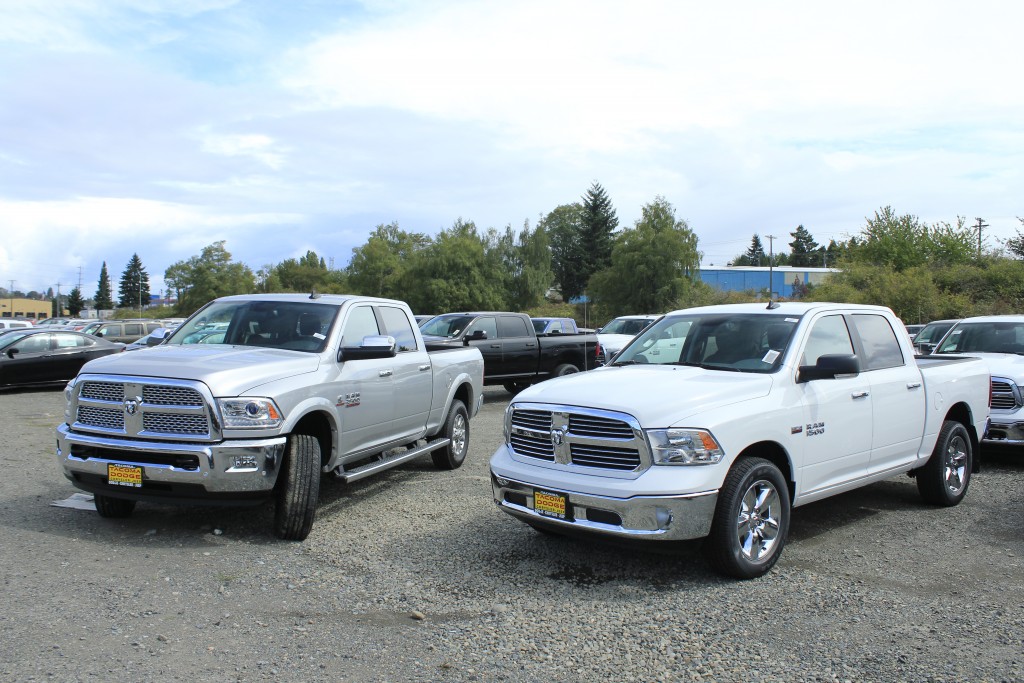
[107,463,142,488]
[534,490,568,519]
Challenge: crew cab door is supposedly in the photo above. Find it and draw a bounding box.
[464,316,501,380]
[334,304,395,456]
[496,314,536,377]
[378,305,432,442]
[796,313,873,498]
[848,313,927,473]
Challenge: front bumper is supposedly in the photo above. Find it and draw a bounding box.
[56,423,287,503]
[984,418,1024,445]
[490,472,718,541]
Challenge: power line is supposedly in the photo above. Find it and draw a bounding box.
[974,217,988,260]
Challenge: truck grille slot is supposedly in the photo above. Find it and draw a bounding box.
[80,381,124,402]
[507,404,646,472]
[77,406,125,430]
[143,413,209,435]
[142,386,204,406]
[69,444,200,470]
[570,444,642,470]
[990,378,1020,411]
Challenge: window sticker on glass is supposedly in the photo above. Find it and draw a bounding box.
[762,350,780,364]
[785,318,799,323]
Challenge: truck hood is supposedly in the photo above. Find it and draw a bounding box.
[955,352,1024,380]
[515,365,774,427]
[77,345,321,396]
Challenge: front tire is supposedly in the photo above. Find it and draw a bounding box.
[706,457,791,579]
[94,494,136,518]
[916,420,972,506]
[552,363,580,377]
[432,400,469,470]
[504,382,530,395]
[273,433,321,541]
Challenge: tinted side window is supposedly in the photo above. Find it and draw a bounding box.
[851,314,905,370]
[378,307,418,353]
[468,316,498,339]
[498,315,530,338]
[341,306,380,346]
[97,324,119,337]
[802,315,854,366]
[16,334,51,353]
[124,324,143,336]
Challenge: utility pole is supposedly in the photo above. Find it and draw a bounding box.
[974,217,988,260]
[6,280,13,319]
[765,235,777,299]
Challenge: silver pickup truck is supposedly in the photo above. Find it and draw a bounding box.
[56,293,484,540]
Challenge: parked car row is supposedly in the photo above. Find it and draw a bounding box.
[0,329,125,389]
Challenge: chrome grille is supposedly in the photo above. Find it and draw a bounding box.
[507,403,646,473]
[570,443,642,470]
[77,406,124,430]
[80,381,124,402]
[72,376,214,441]
[991,377,1021,411]
[143,412,209,435]
[143,386,203,406]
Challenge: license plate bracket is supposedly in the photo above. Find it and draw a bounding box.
[107,463,143,488]
[533,489,570,520]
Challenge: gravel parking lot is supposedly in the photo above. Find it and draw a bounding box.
[1,385,1022,683]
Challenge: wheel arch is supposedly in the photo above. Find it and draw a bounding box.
[943,401,981,473]
[290,409,335,470]
[733,440,796,501]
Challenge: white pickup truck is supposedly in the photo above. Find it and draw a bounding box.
[930,314,1024,446]
[490,302,990,578]
[57,293,484,540]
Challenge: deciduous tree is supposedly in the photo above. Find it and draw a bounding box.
[164,241,255,315]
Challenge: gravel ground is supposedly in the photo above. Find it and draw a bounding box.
[1,385,1022,683]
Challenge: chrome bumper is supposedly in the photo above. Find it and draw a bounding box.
[984,419,1024,446]
[491,473,718,541]
[56,423,287,496]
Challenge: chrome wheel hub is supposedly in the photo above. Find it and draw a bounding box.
[736,479,781,562]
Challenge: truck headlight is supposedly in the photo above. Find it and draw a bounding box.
[218,398,283,429]
[647,428,724,465]
[63,379,76,422]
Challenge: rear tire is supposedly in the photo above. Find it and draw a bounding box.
[705,457,790,579]
[504,382,530,395]
[273,433,321,541]
[94,494,136,518]
[432,400,469,470]
[553,363,580,377]
[917,420,972,506]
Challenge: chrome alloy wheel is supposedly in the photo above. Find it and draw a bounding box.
[943,432,969,495]
[451,412,468,457]
[736,479,782,562]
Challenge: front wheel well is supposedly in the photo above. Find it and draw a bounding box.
[732,441,795,501]
[290,410,334,469]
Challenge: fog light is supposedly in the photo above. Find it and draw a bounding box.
[230,455,259,470]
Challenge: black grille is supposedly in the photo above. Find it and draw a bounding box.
[570,443,642,470]
[569,414,634,439]
[511,409,552,431]
[510,433,555,461]
[508,405,643,471]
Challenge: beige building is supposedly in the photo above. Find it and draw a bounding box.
[1,297,55,320]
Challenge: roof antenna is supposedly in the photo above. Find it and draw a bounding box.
[309,288,321,300]
[766,299,780,310]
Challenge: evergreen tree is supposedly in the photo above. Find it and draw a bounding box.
[117,253,152,310]
[745,234,766,265]
[542,203,585,302]
[789,225,821,267]
[94,262,113,310]
[66,287,85,316]
[579,181,618,278]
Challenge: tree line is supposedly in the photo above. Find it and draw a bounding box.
[19,184,1024,326]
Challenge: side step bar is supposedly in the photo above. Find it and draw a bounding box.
[333,438,450,483]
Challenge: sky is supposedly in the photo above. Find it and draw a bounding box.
[1,0,1022,299]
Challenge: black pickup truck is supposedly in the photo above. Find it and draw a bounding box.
[421,312,598,393]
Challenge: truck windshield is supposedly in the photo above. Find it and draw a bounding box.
[935,321,1024,355]
[612,313,800,373]
[420,314,477,338]
[167,301,341,352]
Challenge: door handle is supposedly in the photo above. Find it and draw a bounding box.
[851,391,869,399]
[906,382,922,390]
[490,343,500,348]
[419,364,430,372]
[379,369,393,377]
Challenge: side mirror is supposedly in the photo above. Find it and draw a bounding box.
[6,348,18,359]
[466,330,488,342]
[95,331,104,338]
[798,354,860,382]
[147,328,171,346]
[337,335,397,361]
[595,328,603,333]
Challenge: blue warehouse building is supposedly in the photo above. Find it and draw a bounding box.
[699,266,839,298]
